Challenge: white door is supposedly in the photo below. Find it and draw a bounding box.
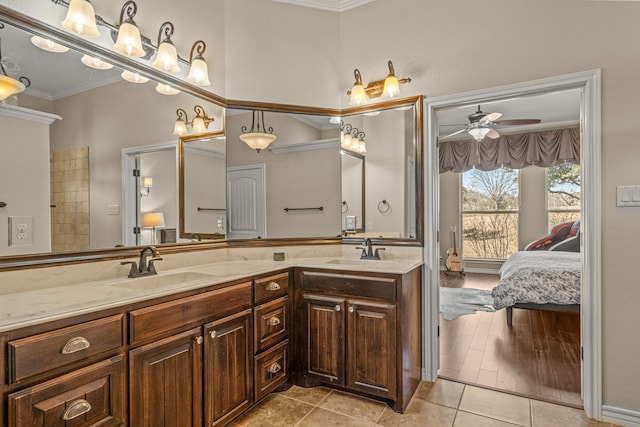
[227,164,266,239]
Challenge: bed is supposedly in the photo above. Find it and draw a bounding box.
[491,251,581,327]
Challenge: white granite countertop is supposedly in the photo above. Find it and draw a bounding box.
[0,257,422,333]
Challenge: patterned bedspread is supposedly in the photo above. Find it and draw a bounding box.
[491,251,581,310]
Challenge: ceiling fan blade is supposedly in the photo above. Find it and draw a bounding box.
[487,129,500,139]
[494,119,541,125]
[442,129,468,138]
[481,112,502,123]
[439,123,469,126]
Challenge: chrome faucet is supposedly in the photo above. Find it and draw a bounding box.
[356,238,385,260]
[121,246,163,278]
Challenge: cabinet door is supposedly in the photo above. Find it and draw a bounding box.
[346,300,397,399]
[129,327,203,427]
[204,309,253,427]
[304,294,345,386]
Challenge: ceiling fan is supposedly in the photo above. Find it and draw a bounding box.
[441,105,541,141]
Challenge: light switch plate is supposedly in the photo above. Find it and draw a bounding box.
[108,204,121,215]
[616,185,640,207]
[8,216,34,247]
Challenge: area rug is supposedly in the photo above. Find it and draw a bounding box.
[440,287,496,320]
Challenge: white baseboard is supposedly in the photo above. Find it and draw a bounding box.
[602,405,640,427]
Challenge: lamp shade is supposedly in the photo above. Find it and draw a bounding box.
[382,74,400,98]
[81,54,113,70]
[192,116,207,134]
[0,75,26,101]
[186,58,211,86]
[121,70,149,83]
[155,83,180,95]
[468,127,491,141]
[61,0,100,38]
[30,36,69,53]
[142,212,165,228]
[152,42,180,73]
[349,83,368,106]
[173,119,187,136]
[113,21,145,57]
[142,177,153,188]
[239,133,277,153]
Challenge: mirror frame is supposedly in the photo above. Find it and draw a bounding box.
[0,6,423,272]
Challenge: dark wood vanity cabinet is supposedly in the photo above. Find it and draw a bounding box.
[294,266,422,413]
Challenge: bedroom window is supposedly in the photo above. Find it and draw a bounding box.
[461,167,519,260]
[547,163,581,229]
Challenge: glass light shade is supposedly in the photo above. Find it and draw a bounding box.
[349,83,368,106]
[382,74,400,98]
[358,141,367,153]
[112,22,145,57]
[81,54,113,70]
[142,177,153,188]
[343,133,352,147]
[155,83,180,95]
[0,75,26,101]
[468,127,491,141]
[186,58,211,86]
[192,117,207,134]
[61,0,100,38]
[152,42,180,73]
[173,119,187,136]
[351,138,360,150]
[142,212,165,228]
[121,70,149,83]
[30,36,69,53]
[239,133,277,152]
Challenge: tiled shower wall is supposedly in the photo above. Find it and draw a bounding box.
[50,147,90,252]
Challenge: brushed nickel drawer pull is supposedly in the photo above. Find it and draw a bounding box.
[268,316,281,326]
[266,281,281,291]
[195,336,203,345]
[335,305,341,312]
[210,330,217,339]
[267,362,282,374]
[62,399,92,420]
[61,336,90,354]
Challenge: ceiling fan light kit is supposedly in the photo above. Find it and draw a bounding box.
[443,105,541,141]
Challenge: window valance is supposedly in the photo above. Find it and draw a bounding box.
[439,127,580,173]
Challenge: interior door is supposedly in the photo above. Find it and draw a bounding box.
[226,164,266,239]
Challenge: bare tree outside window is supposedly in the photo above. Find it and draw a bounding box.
[547,163,581,228]
[462,168,519,259]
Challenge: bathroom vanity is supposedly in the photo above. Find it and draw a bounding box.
[0,258,422,426]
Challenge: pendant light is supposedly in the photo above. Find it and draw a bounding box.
[240,111,276,153]
[152,22,180,73]
[121,70,149,83]
[61,0,100,38]
[30,36,69,53]
[0,37,30,101]
[112,1,145,58]
[186,40,211,86]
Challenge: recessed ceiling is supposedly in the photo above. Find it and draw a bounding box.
[268,0,376,12]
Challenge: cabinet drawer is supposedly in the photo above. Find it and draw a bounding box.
[254,339,288,401]
[254,296,288,353]
[254,272,289,304]
[7,314,124,385]
[8,355,126,427]
[301,271,397,301]
[129,281,252,346]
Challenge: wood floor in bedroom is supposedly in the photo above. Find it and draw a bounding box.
[438,272,582,408]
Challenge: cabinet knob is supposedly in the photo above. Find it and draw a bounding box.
[335,305,341,312]
[62,399,92,420]
[195,336,204,345]
[61,336,91,354]
[348,306,355,313]
[268,316,281,326]
[266,281,281,291]
[209,330,217,339]
[267,362,282,374]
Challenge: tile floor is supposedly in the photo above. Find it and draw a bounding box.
[232,379,615,426]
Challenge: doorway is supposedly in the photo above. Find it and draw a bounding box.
[424,70,602,419]
[226,164,266,239]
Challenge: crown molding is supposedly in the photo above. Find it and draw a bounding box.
[269,0,376,12]
[0,104,62,125]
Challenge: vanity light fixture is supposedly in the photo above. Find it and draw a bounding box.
[340,121,366,154]
[185,40,211,87]
[0,35,30,101]
[155,83,180,95]
[140,177,152,196]
[81,54,113,70]
[30,35,69,53]
[112,1,145,58]
[173,105,215,136]
[121,70,149,83]
[347,60,411,105]
[152,22,180,73]
[240,111,277,153]
[60,0,100,38]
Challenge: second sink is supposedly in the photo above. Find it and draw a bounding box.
[110,272,214,290]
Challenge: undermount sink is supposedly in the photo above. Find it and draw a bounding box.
[110,271,214,290]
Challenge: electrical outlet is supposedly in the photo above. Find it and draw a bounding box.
[9,216,34,247]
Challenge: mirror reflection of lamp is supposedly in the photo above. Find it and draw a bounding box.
[173,105,214,136]
[142,212,164,245]
[240,111,277,153]
[0,32,30,102]
[140,177,152,197]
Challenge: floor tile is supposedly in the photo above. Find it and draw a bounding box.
[377,398,457,427]
[280,385,332,405]
[459,386,531,426]
[531,400,610,426]
[233,394,314,427]
[296,407,380,426]
[413,379,465,408]
[454,410,522,426]
[318,390,387,422]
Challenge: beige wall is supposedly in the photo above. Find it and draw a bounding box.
[183,149,226,236]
